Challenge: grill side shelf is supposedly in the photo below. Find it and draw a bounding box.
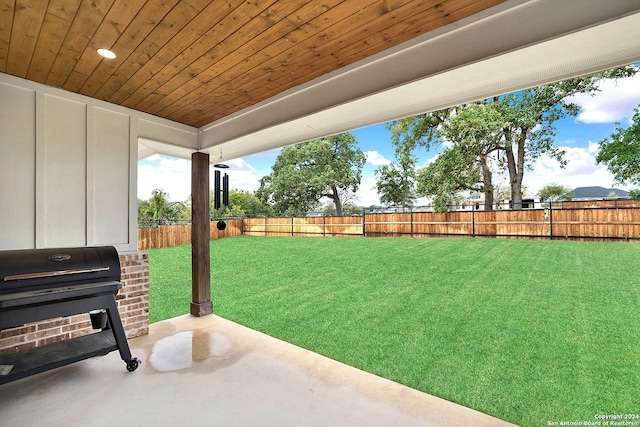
[0,331,118,385]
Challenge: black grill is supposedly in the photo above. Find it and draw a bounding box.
[0,246,139,385]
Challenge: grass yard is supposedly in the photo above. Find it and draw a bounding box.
[147,236,640,427]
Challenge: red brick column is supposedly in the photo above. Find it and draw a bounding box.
[117,252,150,338]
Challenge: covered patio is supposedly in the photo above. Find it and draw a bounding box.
[1,315,515,426]
[2,1,640,425]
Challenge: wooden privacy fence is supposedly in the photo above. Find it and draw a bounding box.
[139,206,640,249]
[243,216,363,237]
[243,206,640,241]
[138,219,243,250]
[364,208,640,240]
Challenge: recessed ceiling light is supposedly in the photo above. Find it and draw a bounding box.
[97,48,116,59]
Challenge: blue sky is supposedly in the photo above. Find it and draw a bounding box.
[138,71,640,206]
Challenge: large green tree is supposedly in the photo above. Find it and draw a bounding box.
[257,133,366,216]
[375,145,417,208]
[596,106,640,186]
[388,66,637,210]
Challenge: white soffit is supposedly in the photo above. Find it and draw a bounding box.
[138,138,198,160]
[194,0,640,161]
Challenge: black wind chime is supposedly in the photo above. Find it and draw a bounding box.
[213,152,230,231]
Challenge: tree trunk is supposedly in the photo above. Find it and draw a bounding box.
[509,132,527,209]
[510,180,523,209]
[504,133,524,210]
[480,154,494,211]
[332,185,344,216]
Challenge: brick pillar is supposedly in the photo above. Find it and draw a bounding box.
[118,252,150,337]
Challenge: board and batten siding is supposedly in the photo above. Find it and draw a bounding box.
[0,72,198,252]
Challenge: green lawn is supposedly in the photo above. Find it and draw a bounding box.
[146,236,640,427]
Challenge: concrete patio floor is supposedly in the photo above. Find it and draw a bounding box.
[1,314,517,426]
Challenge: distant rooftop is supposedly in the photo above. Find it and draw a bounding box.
[572,186,629,199]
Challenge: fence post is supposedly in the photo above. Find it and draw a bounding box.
[362,208,366,237]
[264,216,267,236]
[472,209,475,237]
[323,214,326,237]
[410,207,414,237]
[549,201,553,240]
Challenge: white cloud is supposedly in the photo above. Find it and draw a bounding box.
[441,137,455,149]
[523,144,632,195]
[218,158,262,193]
[354,176,381,206]
[586,141,599,154]
[567,72,640,124]
[365,150,391,166]
[138,155,262,202]
[420,153,440,168]
[138,155,191,201]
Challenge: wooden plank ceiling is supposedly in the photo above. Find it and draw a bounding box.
[0,0,504,128]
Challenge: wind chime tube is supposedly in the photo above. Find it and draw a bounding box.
[223,173,229,206]
[214,170,221,210]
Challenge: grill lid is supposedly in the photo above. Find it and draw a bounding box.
[0,246,120,294]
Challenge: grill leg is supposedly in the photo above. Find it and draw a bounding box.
[104,295,139,370]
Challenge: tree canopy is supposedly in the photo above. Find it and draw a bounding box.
[596,106,640,186]
[256,133,366,216]
[416,143,482,211]
[386,66,637,211]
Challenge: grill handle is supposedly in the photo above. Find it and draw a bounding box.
[4,267,110,282]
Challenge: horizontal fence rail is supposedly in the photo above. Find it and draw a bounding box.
[138,203,640,250]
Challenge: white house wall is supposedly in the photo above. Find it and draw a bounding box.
[0,73,198,252]
[37,94,88,248]
[89,107,131,247]
[0,82,36,250]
